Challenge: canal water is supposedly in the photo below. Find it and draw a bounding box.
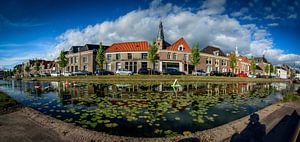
[0,80,292,137]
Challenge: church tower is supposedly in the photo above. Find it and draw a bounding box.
[156,20,165,50]
[235,44,239,57]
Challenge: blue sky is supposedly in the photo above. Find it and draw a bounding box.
[0,0,300,69]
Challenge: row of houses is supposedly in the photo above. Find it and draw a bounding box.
[61,21,270,75]
[14,21,298,79]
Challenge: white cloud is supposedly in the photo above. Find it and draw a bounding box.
[267,23,279,27]
[265,15,280,20]
[288,14,297,19]
[10,0,298,69]
[241,15,257,20]
[230,7,248,17]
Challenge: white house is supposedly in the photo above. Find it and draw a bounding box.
[276,68,287,79]
[296,73,300,79]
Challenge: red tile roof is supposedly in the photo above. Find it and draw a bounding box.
[166,37,192,52]
[106,41,149,52]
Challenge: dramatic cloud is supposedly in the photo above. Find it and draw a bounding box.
[48,0,300,69]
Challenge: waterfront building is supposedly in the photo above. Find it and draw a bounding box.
[65,44,109,73]
[197,46,229,73]
[104,41,150,73]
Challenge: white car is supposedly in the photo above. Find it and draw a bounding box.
[248,74,257,78]
[50,72,61,77]
[63,72,72,76]
[115,68,133,75]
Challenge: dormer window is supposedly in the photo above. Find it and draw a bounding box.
[178,44,184,52]
[213,51,219,56]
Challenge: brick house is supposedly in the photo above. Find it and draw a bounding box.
[65,44,109,73]
[236,56,250,75]
[155,21,193,74]
[197,46,229,73]
[104,41,150,73]
[254,55,270,75]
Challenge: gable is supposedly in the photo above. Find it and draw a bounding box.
[165,37,192,52]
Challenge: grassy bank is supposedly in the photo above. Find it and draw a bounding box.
[21,75,289,83]
[0,91,22,114]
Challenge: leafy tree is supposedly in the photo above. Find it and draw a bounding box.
[250,57,256,74]
[96,42,106,70]
[58,51,68,72]
[148,41,159,74]
[34,61,41,73]
[190,43,200,71]
[270,64,274,74]
[230,54,237,73]
[264,64,270,75]
[25,66,30,73]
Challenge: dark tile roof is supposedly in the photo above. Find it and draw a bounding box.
[254,56,268,63]
[201,46,226,57]
[68,44,109,54]
[256,65,263,70]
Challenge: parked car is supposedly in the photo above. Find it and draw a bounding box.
[138,68,160,75]
[51,72,61,77]
[248,74,256,78]
[115,68,133,75]
[63,72,72,76]
[40,73,50,77]
[95,69,114,75]
[238,72,248,77]
[33,73,40,77]
[72,70,92,76]
[210,71,222,76]
[192,70,207,76]
[223,72,236,77]
[162,68,185,75]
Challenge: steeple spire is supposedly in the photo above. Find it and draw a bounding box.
[157,20,164,40]
[235,44,239,56]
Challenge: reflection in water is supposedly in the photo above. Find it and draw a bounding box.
[0,80,292,137]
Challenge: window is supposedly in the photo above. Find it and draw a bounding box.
[178,45,184,51]
[222,60,226,66]
[106,63,111,71]
[70,58,73,64]
[206,58,212,65]
[116,54,121,60]
[215,59,219,66]
[74,57,78,64]
[107,54,112,60]
[116,62,121,70]
[83,57,87,63]
[167,52,171,59]
[83,65,87,71]
[141,62,147,68]
[142,53,148,59]
[125,62,129,70]
[173,53,177,60]
[213,51,219,56]
[184,54,188,61]
[128,53,132,60]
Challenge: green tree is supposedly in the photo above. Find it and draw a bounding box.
[230,54,237,73]
[34,61,41,73]
[270,64,275,74]
[250,57,256,74]
[25,66,30,73]
[58,51,68,73]
[190,43,200,71]
[264,64,270,75]
[148,41,159,74]
[96,42,106,70]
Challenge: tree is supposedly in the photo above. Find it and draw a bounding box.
[270,64,274,74]
[190,43,200,71]
[58,51,68,73]
[230,54,237,73]
[264,64,270,75]
[96,42,106,70]
[34,61,41,73]
[148,41,159,74]
[25,66,30,74]
[250,57,256,74]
